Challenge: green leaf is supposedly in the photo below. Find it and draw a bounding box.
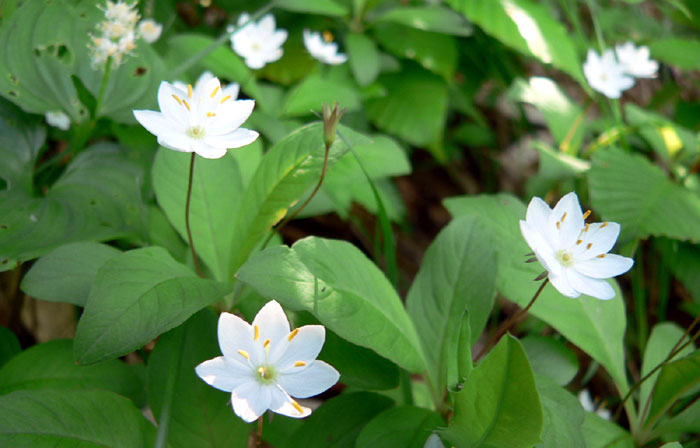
[282,75,361,117]
[286,392,394,447]
[656,239,700,304]
[236,236,427,373]
[660,443,683,448]
[227,123,367,277]
[535,375,585,448]
[444,194,629,390]
[371,6,473,36]
[639,322,696,422]
[406,215,496,392]
[346,33,381,86]
[649,37,700,71]
[0,339,144,405]
[373,24,457,80]
[0,389,156,447]
[0,143,146,269]
[521,335,579,386]
[21,242,120,306]
[166,34,261,102]
[581,411,634,448]
[647,350,700,427]
[74,246,233,364]
[319,330,399,390]
[588,147,700,244]
[356,406,444,448]
[654,396,700,435]
[508,77,586,153]
[442,335,542,448]
[274,0,349,16]
[446,0,584,83]
[152,149,246,281]
[0,326,20,368]
[0,0,166,123]
[148,310,249,448]
[366,66,448,151]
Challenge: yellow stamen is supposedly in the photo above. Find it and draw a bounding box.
[258,366,265,376]
[237,349,249,360]
[263,339,270,348]
[183,100,191,111]
[597,254,606,258]
[556,221,561,229]
[254,325,259,341]
[171,94,183,105]
[206,112,216,117]
[288,328,300,341]
[187,84,193,99]
[291,399,304,413]
[323,30,333,43]
[600,222,608,229]
[587,243,593,250]
[561,212,567,222]
[210,85,220,98]
[294,361,306,367]
[220,95,231,104]
[583,210,591,220]
[562,253,571,262]
[576,239,582,245]
[584,223,590,232]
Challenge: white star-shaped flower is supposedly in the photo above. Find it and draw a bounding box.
[519,192,634,300]
[138,19,163,44]
[230,13,287,69]
[583,49,635,99]
[133,71,258,159]
[196,300,340,423]
[303,29,347,65]
[615,42,658,79]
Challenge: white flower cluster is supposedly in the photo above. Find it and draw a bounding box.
[90,1,163,68]
[229,13,347,69]
[90,1,140,68]
[583,42,659,99]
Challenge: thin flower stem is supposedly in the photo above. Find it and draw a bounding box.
[255,416,263,447]
[559,99,593,155]
[171,2,274,78]
[185,153,204,277]
[475,279,549,362]
[615,313,700,418]
[95,56,112,117]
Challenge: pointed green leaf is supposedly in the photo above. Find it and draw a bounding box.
[356,406,444,448]
[274,0,348,16]
[648,350,700,427]
[0,327,20,368]
[346,33,381,86]
[371,6,473,36]
[148,310,249,448]
[535,375,585,448]
[581,412,634,448]
[406,215,496,392]
[236,237,427,373]
[589,147,700,244]
[282,75,361,117]
[21,242,121,306]
[521,335,579,386]
[0,389,156,446]
[74,246,233,364]
[442,335,542,448]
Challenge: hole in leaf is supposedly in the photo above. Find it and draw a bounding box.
[8,73,17,85]
[0,224,8,230]
[57,44,71,64]
[89,199,97,206]
[1,259,7,265]
[79,12,87,18]
[134,67,147,77]
[33,48,40,57]
[0,177,7,191]
[8,90,17,97]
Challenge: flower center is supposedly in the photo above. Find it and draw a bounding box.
[556,250,574,267]
[251,42,261,52]
[256,365,276,383]
[187,125,205,139]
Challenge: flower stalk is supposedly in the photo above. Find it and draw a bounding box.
[185,153,204,278]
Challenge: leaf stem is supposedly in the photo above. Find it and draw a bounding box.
[170,2,274,78]
[475,279,549,362]
[186,153,204,277]
[95,56,112,117]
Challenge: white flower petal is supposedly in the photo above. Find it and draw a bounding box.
[209,99,255,135]
[273,325,325,367]
[133,109,189,151]
[252,300,291,356]
[550,192,584,248]
[156,82,188,126]
[270,386,312,419]
[195,356,251,392]
[157,132,192,153]
[549,272,580,298]
[577,222,621,259]
[277,360,340,398]
[191,140,227,159]
[258,14,276,33]
[204,128,259,150]
[217,312,260,364]
[231,382,272,423]
[575,254,633,279]
[222,83,240,101]
[520,221,560,275]
[566,270,616,300]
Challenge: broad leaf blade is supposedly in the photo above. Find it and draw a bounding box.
[236,237,427,373]
[74,246,233,364]
[356,406,444,448]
